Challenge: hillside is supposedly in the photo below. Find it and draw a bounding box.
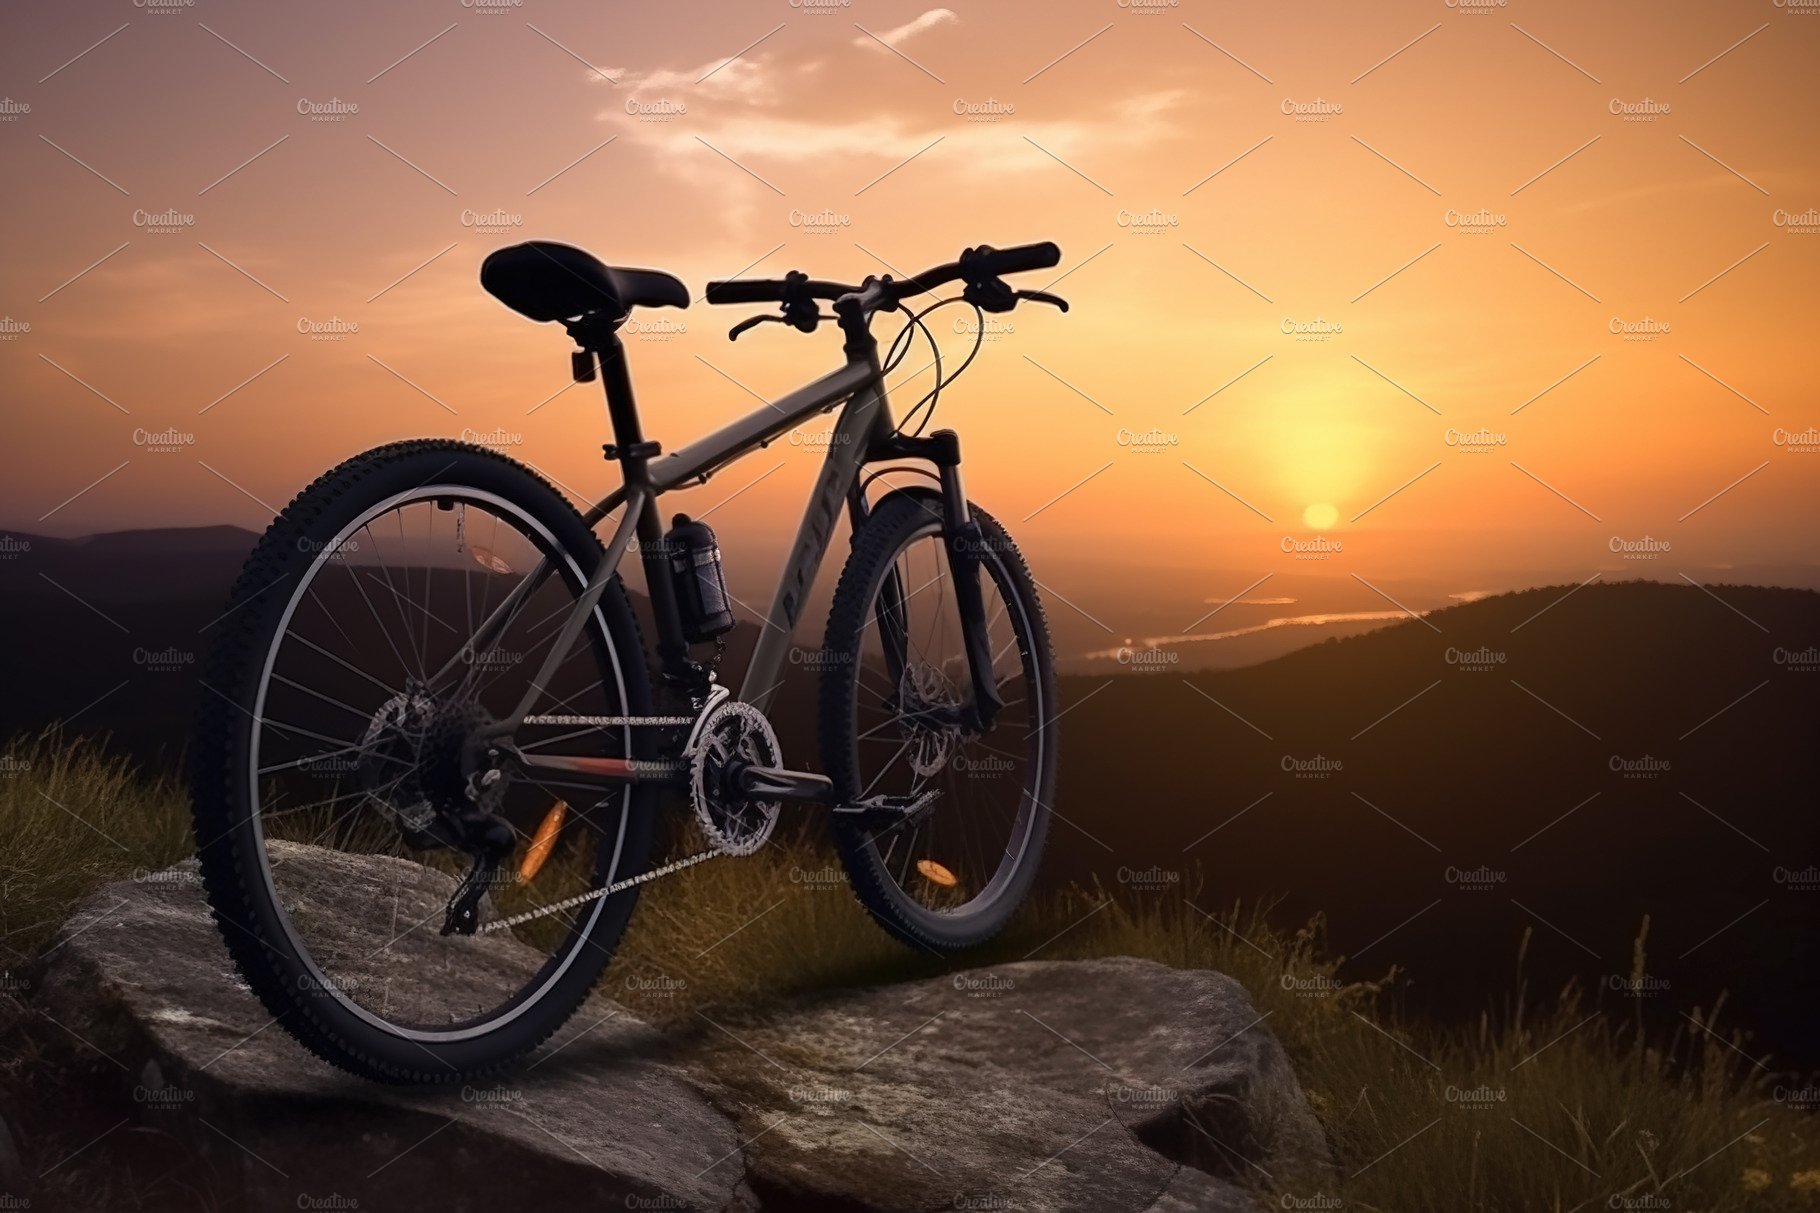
[1041,580,1820,1064]
[2,528,1815,1063]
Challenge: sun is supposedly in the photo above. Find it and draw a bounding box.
[1302,502,1339,529]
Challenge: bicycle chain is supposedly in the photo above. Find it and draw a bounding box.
[520,713,695,727]
[485,709,723,932]
[479,848,721,934]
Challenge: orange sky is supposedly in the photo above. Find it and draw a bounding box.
[3,0,1817,598]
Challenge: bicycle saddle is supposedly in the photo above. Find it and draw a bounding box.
[480,241,688,323]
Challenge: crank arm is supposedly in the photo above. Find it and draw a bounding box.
[724,761,835,804]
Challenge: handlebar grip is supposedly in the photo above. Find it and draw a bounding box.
[964,242,1062,278]
[705,279,785,305]
[706,277,856,305]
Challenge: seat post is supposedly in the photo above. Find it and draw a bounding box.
[574,315,698,685]
[575,326,642,470]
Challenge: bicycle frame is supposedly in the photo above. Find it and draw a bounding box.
[459,323,923,741]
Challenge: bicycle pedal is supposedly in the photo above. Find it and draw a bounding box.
[831,789,941,829]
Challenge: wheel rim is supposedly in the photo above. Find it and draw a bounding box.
[245,485,634,1042]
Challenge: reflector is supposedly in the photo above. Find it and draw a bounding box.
[517,800,567,883]
[915,858,958,888]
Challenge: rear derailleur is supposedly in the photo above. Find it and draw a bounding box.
[356,686,518,936]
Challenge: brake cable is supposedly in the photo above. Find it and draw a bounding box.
[880,296,986,439]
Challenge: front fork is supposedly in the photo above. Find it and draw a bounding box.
[858,429,1005,733]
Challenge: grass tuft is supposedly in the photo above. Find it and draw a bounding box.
[0,728,193,962]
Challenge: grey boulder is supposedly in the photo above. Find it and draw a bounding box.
[31,848,1327,1211]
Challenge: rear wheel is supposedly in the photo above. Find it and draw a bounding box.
[190,440,656,1082]
[820,489,1057,950]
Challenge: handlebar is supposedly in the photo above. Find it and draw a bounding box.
[704,241,1062,313]
[704,275,853,306]
[905,241,1061,294]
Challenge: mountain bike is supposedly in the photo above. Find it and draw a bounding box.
[190,238,1068,1082]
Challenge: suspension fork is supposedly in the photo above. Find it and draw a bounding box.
[863,429,1004,731]
[847,485,912,697]
[939,459,1005,733]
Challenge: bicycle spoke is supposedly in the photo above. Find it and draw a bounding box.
[461,502,475,647]
[272,672,382,722]
[259,715,378,755]
[339,531,417,686]
[454,554,563,699]
[369,517,429,682]
[859,739,912,800]
[304,583,364,658]
[291,633,402,701]
[259,738,389,776]
[263,780,396,823]
[855,716,904,742]
[359,567,457,635]
[394,509,429,678]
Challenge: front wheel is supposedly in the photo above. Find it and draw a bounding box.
[819,488,1058,951]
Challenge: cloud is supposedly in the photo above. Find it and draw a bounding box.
[603,44,832,106]
[593,17,1192,210]
[855,9,958,51]
[602,57,778,104]
[610,94,1185,169]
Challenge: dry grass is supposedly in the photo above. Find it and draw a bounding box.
[4,732,1818,1212]
[0,727,194,962]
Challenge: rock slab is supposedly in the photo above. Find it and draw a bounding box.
[686,956,1328,1212]
[31,852,1326,1210]
[32,854,753,1212]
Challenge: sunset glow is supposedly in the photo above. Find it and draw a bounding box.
[3,1,1816,602]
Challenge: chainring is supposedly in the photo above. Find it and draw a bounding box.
[687,699,783,857]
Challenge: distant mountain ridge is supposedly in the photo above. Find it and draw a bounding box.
[9,522,1818,673]
[2,525,261,607]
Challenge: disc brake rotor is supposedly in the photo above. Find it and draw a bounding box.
[358,689,440,843]
[899,661,961,778]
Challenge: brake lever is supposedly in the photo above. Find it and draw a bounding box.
[729,311,839,341]
[728,314,778,341]
[1017,289,1069,313]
